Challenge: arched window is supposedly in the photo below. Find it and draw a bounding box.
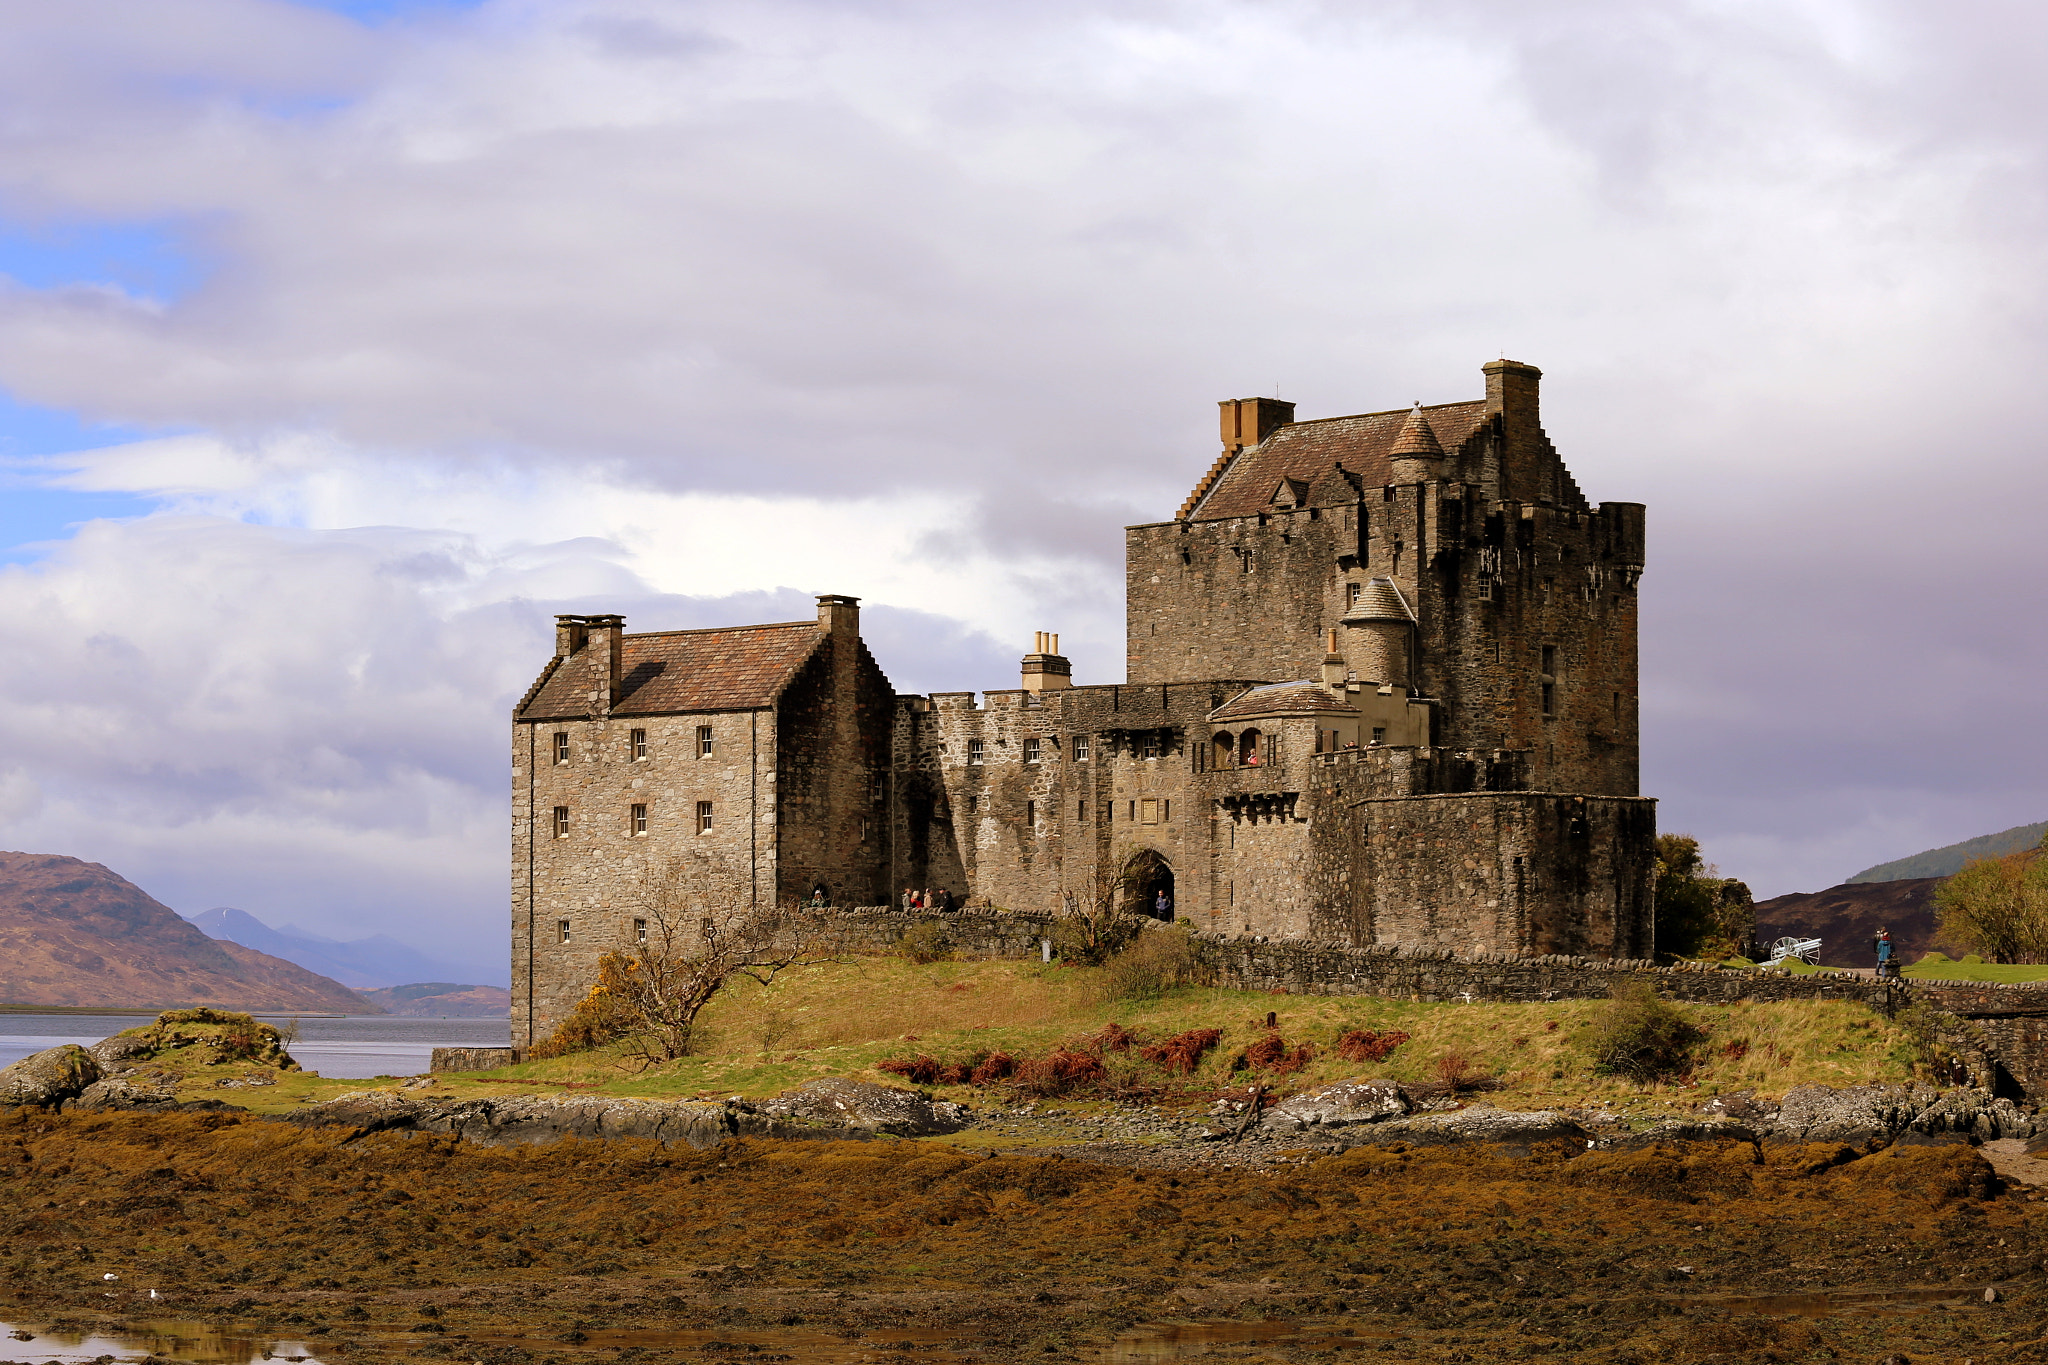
[1239,729,1263,766]
[1212,731,1234,769]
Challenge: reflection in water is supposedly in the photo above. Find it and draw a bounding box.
[0,1318,321,1365]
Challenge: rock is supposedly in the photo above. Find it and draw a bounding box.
[1765,1084,2034,1148]
[0,1043,101,1107]
[757,1077,971,1136]
[1259,1080,1408,1133]
[1606,1119,1761,1151]
[282,1081,966,1149]
[72,1077,181,1111]
[1342,1108,1590,1149]
[88,1033,157,1072]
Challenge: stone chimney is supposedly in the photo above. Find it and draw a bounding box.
[1319,629,1347,691]
[1483,358,1544,501]
[816,594,861,637]
[555,613,625,717]
[1021,631,1072,692]
[1217,397,1295,454]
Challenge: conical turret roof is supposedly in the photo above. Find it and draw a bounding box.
[1341,577,1416,625]
[1388,403,1443,459]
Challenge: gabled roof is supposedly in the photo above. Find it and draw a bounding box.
[517,621,824,721]
[1208,681,1358,722]
[1186,399,1488,520]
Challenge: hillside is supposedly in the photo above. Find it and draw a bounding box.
[186,906,479,989]
[0,852,376,1012]
[1752,876,1953,966]
[358,981,510,1017]
[1847,819,2047,882]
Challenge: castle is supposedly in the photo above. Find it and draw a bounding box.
[510,360,1657,1048]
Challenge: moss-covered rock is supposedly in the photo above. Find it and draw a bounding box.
[0,1043,101,1107]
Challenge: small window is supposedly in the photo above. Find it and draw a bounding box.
[1347,582,1362,604]
[1371,726,1386,745]
[696,801,713,834]
[552,806,570,838]
[633,917,647,944]
[1077,800,1087,822]
[558,919,571,944]
[1541,644,1556,676]
[1612,691,1621,721]
[1139,732,1162,759]
[1141,798,1158,825]
[1162,799,1171,822]
[1542,682,1555,717]
[630,728,648,760]
[1128,800,1136,822]
[1072,734,1090,761]
[1023,737,1041,764]
[553,732,570,764]
[630,803,647,835]
[1026,801,1036,827]
[861,816,874,842]
[968,738,985,765]
[870,772,886,802]
[696,725,714,758]
[967,793,979,815]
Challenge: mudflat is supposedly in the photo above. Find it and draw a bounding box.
[4,1109,2047,1363]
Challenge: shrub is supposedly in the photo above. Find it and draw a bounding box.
[1242,1032,1314,1076]
[1583,981,1705,1083]
[1334,1028,1410,1064]
[1094,926,1211,1001]
[896,920,951,965]
[1006,1046,1109,1097]
[527,954,646,1060]
[1434,1052,1472,1089]
[1141,1028,1223,1075]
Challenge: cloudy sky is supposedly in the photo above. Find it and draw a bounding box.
[0,0,2041,980]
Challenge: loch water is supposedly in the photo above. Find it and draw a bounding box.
[0,1014,510,1079]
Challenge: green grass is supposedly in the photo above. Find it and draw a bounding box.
[405,953,1926,1115]
[1902,951,2048,984]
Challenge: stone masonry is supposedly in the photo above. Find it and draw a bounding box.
[511,360,1659,1048]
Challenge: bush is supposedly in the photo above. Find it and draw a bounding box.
[527,954,645,1060]
[1334,1028,1410,1064]
[1140,1028,1223,1075]
[1049,909,1140,966]
[1094,925,1211,1001]
[1241,1032,1315,1076]
[896,920,950,965]
[1583,981,1705,1083]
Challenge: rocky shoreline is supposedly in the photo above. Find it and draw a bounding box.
[6,1034,2041,1172]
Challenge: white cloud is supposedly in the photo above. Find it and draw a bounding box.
[0,0,2036,930]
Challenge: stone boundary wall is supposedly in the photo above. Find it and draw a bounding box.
[801,908,2048,1098]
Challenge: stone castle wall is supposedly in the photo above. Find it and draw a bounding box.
[512,709,779,1050]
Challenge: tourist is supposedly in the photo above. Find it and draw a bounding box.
[1155,889,1172,921]
[1872,927,1895,979]
[902,888,915,911]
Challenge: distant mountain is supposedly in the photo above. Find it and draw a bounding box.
[358,982,510,1018]
[0,852,375,1012]
[186,907,480,989]
[1848,821,2048,883]
[1752,877,1955,966]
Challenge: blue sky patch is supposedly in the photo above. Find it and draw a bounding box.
[292,0,489,21]
[0,218,205,303]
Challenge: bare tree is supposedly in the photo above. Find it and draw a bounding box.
[531,853,844,1065]
[1054,855,1144,964]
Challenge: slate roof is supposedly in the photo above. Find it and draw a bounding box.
[1208,681,1358,722]
[517,621,824,721]
[1186,399,1488,520]
[1341,577,1416,625]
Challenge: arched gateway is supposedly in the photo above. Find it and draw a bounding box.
[1122,849,1175,922]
